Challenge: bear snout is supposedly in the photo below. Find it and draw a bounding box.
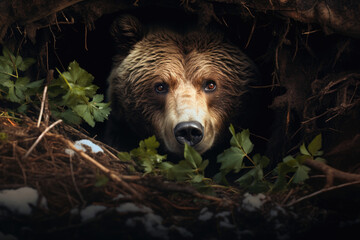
[174,121,204,146]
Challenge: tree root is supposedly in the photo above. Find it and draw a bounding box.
[304,158,360,187]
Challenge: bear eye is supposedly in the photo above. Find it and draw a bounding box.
[204,80,217,92]
[154,82,168,94]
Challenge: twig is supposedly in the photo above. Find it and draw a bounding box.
[286,180,360,207]
[304,158,360,187]
[69,155,86,206]
[37,85,48,127]
[59,136,142,199]
[245,18,256,49]
[23,119,63,160]
[144,180,225,203]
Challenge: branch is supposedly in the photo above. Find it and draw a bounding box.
[286,180,360,207]
[304,158,360,187]
[56,134,142,199]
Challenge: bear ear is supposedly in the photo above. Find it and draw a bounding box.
[110,15,144,52]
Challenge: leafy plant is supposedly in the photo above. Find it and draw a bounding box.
[165,143,209,184]
[49,61,111,127]
[118,136,167,174]
[272,134,324,192]
[118,136,213,193]
[214,125,271,193]
[0,46,111,127]
[0,46,42,112]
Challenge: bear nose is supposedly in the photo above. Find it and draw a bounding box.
[174,121,204,146]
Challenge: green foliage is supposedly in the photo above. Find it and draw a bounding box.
[95,174,109,187]
[0,46,111,127]
[118,136,213,193]
[122,129,324,195]
[49,61,111,127]
[0,132,7,142]
[0,46,41,112]
[166,144,209,184]
[215,124,270,193]
[118,136,167,174]
[215,125,324,193]
[272,134,324,192]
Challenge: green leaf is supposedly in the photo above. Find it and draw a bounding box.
[271,162,293,192]
[63,61,95,88]
[253,154,270,168]
[95,174,109,187]
[141,159,154,174]
[144,135,160,151]
[0,132,7,142]
[184,143,202,168]
[217,147,246,173]
[235,165,270,193]
[192,174,204,183]
[308,134,322,156]
[18,58,36,71]
[293,165,311,183]
[52,109,82,125]
[167,160,194,182]
[118,152,132,161]
[73,103,95,127]
[198,159,209,172]
[299,143,310,156]
[230,128,254,155]
[283,155,298,168]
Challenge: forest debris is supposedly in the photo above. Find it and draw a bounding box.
[22,119,63,160]
[286,180,360,207]
[304,158,360,187]
[55,133,142,199]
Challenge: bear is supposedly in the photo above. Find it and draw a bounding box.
[105,14,261,157]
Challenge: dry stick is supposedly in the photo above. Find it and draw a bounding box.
[304,159,360,185]
[37,70,53,127]
[23,119,63,160]
[286,180,360,207]
[69,155,86,205]
[60,137,141,199]
[144,180,224,203]
[36,85,48,127]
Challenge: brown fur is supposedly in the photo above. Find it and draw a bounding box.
[106,15,259,155]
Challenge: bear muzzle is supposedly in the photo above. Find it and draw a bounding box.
[174,121,204,147]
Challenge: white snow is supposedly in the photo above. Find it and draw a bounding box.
[116,202,152,213]
[198,207,213,221]
[0,187,47,215]
[80,205,107,222]
[216,211,235,229]
[113,193,125,200]
[242,192,266,212]
[126,212,169,239]
[65,139,104,156]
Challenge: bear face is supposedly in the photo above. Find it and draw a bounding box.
[107,15,260,155]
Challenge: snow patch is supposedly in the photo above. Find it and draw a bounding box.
[80,205,107,222]
[126,213,169,239]
[65,139,103,156]
[0,187,47,215]
[242,192,266,211]
[198,207,213,221]
[116,202,152,213]
[216,211,235,229]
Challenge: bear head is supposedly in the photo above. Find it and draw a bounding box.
[107,15,260,155]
